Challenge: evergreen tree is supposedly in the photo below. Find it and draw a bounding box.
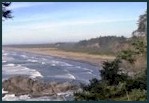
[74,11,147,101]
[2,2,12,20]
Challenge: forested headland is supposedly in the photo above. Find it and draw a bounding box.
[73,11,147,101]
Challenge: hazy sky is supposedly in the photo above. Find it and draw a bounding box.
[2,2,147,44]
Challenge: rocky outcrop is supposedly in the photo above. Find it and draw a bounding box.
[2,76,77,97]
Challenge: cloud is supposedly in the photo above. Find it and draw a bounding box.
[6,18,137,30]
[3,17,136,44]
[9,2,54,10]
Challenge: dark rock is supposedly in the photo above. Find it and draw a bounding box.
[2,76,77,97]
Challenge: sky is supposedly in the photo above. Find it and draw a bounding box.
[2,2,147,44]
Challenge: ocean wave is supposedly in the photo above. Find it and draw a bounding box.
[26,96,63,101]
[27,59,38,63]
[2,88,8,94]
[2,56,15,61]
[51,63,56,66]
[57,91,73,97]
[29,69,43,78]
[41,58,46,60]
[2,61,7,63]
[67,73,76,79]
[47,73,76,80]
[2,94,30,101]
[76,66,81,68]
[3,53,8,56]
[62,63,73,67]
[5,64,15,67]
[50,60,73,67]
[54,73,76,80]
[87,71,93,74]
[41,62,46,65]
[2,94,64,101]
[3,65,43,79]
[82,68,90,71]
[21,55,27,58]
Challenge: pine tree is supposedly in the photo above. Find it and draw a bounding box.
[2,2,12,20]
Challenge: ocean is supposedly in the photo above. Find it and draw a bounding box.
[2,49,101,101]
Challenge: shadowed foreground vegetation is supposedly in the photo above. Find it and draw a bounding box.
[73,11,147,101]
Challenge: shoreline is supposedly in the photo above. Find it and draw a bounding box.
[3,47,115,66]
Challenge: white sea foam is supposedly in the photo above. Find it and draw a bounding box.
[87,71,93,74]
[2,88,8,94]
[2,94,63,101]
[2,56,15,61]
[52,73,76,80]
[21,55,27,58]
[2,78,7,82]
[41,62,46,65]
[2,94,16,101]
[2,94,30,101]
[27,59,38,63]
[59,62,73,67]
[29,69,43,78]
[57,91,73,97]
[50,60,73,67]
[2,61,7,63]
[67,74,76,79]
[82,68,90,71]
[80,79,90,84]
[51,60,60,64]
[2,65,43,78]
[3,53,8,56]
[41,58,47,60]
[16,64,22,67]
[51,63,56,66]
[76,66,81,68]
[5,64,15,67]
[62,63,73,67]
[26,97,62,101]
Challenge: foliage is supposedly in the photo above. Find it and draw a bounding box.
[132,38,146,55]
[115,89,147,101]
[132,10,147,36]
[117,37,146,64]
[137,11,147,33]
[74,81,127,101]
[76,36,127,55]
[74,59,147,101]
[126,69,147,91]
[117,49,136,64]
[49,36,128,56]
[74,11,147,101]
[100,59,128,85]
[2,2,12,20]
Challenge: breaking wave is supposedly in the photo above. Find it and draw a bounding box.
[3,64,43,79]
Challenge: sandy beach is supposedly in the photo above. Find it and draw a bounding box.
[3,47,115,66]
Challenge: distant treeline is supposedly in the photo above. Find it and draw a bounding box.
[50,36,132,55]
[3,35,134,56]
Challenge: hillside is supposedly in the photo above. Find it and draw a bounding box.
[74,11,147,101]
[76,36,129,55]
[48,35,134,56]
